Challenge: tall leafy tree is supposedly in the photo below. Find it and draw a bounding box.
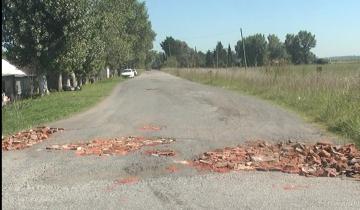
[2,0,155,91]
[2,0,92,92]
[196,51,206,67]
[234,40,245,67]
[160,37,194,67]
[214,42,227,68]
[160,36,177,58]
[285,34,301,64]
[267,34,286,63]
[227,44,234,67]
[285,30,316,64]
[297,30,316,64]
[235,34,267,67]
[205,50,214,67]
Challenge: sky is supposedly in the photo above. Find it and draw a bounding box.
[145,0,360,57]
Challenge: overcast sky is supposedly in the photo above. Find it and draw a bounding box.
[145,0,360,57]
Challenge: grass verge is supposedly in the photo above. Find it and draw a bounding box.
[2,77,123,136]
[164,63,360,146]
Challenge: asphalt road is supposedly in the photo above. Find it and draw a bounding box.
[2,70,359,209]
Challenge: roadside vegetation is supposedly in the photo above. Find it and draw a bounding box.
[165,63,360,146]
[152,30,322,70]
[2,77,123,136]
[2,0,155,92]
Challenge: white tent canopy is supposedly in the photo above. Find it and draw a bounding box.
[2,59,26,76]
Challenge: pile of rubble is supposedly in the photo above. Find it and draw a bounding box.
[46,136,175,156]
[193,141,360,179]
[2,127,64,151]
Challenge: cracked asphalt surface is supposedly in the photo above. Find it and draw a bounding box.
[2,70,359,209]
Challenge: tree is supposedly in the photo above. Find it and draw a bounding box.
[245,34,268,66]
[2,0,91,93]
[234,40,244,67]
[214,42,227,68]
[297,30,316,64]
[124,1,156,68]
[196,51,206,67]
[267,34,286,63]
[205,50,214,67]
[160,36,176,58]
[285,30,316,64]
[2,0,155,92]
[285,34,301,64]
[146,50,164,69]
[227,44,234,67]
[160,37,194,68]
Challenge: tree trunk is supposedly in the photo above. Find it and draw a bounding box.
[66,76,71,87]
[38,74,49,96]
[84,76,88,85]
[78,77,83,87]
[70,72,77,87]
[58,73,63,91]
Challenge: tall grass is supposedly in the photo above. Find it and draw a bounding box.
[2,77,123,136]
[165,63,360,145]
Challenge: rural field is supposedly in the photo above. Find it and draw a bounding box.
[2,0,360,209]
[165,63,360,146]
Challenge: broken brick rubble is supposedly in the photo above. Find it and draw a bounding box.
[46,136,175,156]
[193,140,360,179]
[144,149,176,157]
[2,127,64,151]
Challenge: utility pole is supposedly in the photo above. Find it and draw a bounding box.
[168,43,171,57]
[240,28,247,69]
[216,48,219,68]
[194,46,197,68]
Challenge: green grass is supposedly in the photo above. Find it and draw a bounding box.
[2,77,123,136]
[164,63,360,146]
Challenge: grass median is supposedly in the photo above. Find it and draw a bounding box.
[2,77,123,136]
[164,63,360,146]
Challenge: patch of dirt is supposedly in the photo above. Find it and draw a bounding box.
[46,136,175,156]
[2,127,64,151]
[193,140,360,179]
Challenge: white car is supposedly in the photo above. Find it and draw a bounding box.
[121,69,135,78]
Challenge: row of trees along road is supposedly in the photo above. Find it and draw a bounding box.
[2,0,155,94]
[156,30,317,69]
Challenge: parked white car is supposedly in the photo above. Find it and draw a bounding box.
[121,69,135,78]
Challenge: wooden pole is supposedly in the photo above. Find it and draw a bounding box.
[216,49,219,68]
[240,28,247,69]
[168,43,171,57]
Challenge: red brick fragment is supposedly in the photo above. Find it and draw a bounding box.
[192,140,360,179]
[144,149,176,157]
[2,127,64,151]
[47,136,175,157]
[115,176,139,185]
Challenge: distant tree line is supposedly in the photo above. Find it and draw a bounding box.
[156,30,319,69]
[2,0,155,93]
